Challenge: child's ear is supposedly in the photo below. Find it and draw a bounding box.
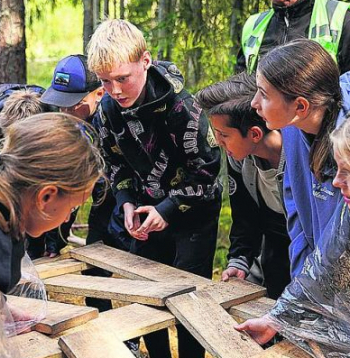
[96,87,105,102]
[36,186,59,211]
[142,51,152,70]
[295,97,309,117]
[249,126,264,143]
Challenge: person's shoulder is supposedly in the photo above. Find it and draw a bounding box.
[152,61,187,96]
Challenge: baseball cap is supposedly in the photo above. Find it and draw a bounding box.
[40,55,101,108]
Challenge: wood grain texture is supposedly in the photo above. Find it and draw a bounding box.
[44,274,195,306]
[33,253,71,265]
[7,295,98,335]
[35,259,91,279]
[59,327,135,358]
[94,303,176,340]
[229,297,275,322]
[70,242,210,285]
[70,243,267,307]
[201,279,267,309]
[9,331,61,358]
[166,291,263,358]
[251,341,312,358]
[52,303,176,340]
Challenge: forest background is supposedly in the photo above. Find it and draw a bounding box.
[0,0,271,272]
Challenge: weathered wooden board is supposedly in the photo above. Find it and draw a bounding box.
[202,279,266,309]
[166,291,263,358]
[33,253,71,265]
[229,297,275,322]
[44,274,195,306]
[59,327,135,358]
[35,259,91,279]
[7,295,98,335]
[9,331,61,358]
[70,242,210,285]
[252,341,312,358]
[95,303,176,340]
[48,291,86,306]
[52,303,176,340]
[70,243,267,307]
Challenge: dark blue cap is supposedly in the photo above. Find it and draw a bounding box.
[40,55,101,108]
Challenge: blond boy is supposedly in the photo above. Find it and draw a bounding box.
[88,19,222,358]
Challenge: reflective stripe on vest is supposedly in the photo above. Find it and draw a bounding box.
[242,0,350,74]
[309,0,350,62]
[241,10,274,74]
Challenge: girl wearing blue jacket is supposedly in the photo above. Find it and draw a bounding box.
[235,39,350,345]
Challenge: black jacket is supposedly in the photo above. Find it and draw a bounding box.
[236,0,350,75]
[0,203,24,294]
[93,61,221,224]
[227,155,289,269]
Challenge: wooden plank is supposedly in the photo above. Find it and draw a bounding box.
[33,253,71,265]
[35,259,91,279]
[59,327,135,358]
[166,291,263,358]
[52,303,176,340]
[48,291,85,306]
[71,244,266,307]
[251,341,312,358]
[7,295,98,335]
[9,331,61,358]
[44,274,195,306]
[70,242,210,286]
[96,303,176,340]
[202,279,267,309]
[229,297,275,322]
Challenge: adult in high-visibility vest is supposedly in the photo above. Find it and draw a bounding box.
[236,0,350,75]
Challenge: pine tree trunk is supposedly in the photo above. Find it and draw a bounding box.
[166,0,176,60]
[230,0,243,56]
[120,0,125,19]
[0,0,26,83]
[181,0,203,87]
[93,0,100,29]
[157,0,167,60]
[83,0,93,55]
[103,0,109,19]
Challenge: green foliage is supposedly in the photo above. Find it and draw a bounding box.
[26,0,83,88]
[26,1,83,60]
[214,202,231,273]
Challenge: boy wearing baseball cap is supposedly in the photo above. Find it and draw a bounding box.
[87,19,222,358]
[41,54,104,121]
[41,54,113,252]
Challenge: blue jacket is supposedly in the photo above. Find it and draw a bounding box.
[283,72,350,278]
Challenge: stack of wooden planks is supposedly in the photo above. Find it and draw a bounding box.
[8,242,312,358]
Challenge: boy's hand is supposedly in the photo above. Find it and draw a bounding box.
[234,315,277,345]
[133,206,168,238]
[221,267,247,281]
[123,203,147,240]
